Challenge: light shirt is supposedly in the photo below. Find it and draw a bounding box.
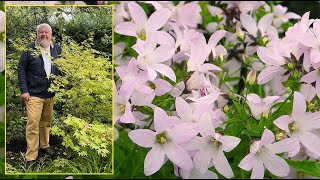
[40,46,51,79]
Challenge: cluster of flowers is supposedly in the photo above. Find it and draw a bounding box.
[114,1,320,179]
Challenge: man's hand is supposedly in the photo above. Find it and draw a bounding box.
[21,93,30,102]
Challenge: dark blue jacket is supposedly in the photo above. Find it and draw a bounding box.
[18,42,62,98]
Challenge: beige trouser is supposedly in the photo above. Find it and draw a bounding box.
[25,96,54,161]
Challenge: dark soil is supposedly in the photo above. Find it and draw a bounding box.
[6,135,69,168]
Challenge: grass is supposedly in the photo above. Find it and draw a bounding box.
[6,148,112,174]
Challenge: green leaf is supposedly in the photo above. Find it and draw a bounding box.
[286,159,320,178]
[247,124,264,137]
[224,122,243,136]
[283,76,300,91]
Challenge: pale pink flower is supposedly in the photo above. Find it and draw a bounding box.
[221,1,266,14]
[115,2,171,41]
[300,83,317,102]
[116,58,153,96]
[170,1,202,29]
[187,35,221,73]
[274,91,320,157]
[239,128,299,179]
[175,97,214,126]
[152,78,173,96]
[240,13,278,40]
[207,30,228,59]
[132,31,176,82]
[300,69,320,99]
[114,82,135,124]
[246,93,281,120]
[114,2,130,26]
[256,39,294,84]
[272,5,301,29]
[182,112,241,178]
[128,107,198,176]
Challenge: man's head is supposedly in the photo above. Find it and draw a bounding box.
[36,23,52,48]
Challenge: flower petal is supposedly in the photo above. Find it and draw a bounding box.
[153,79,173,96]
[115,22,137,37]
[193,149,212,174]
[251,158,265,179]
[260,128,275,147]
[257,66,287,85]
[211,148,234,178]
[218,135,241,152]
[239,153,255,171]
[154,106,170,132]
[180,136,207,151]
[146,8,171,32]
[168,123,198,144]
[313,19,320,39]
[240,13,258,36]
[300,131,320,156]
[260,150,290,177]
[129,129,156,148]
[292,91,306,119]
[257,46,285,66]
[274,116,290,133]
[300,70,317,83]
[128,2,147,28]
[120,102,136,123]
[153,64,176,82]
[198,112,215,137]
[144,145,166,176]
[266,137,299,154]
[175,97,193,121]
[208,30,227,48]
[300,83,316,102]
[164,142,193,170]
[257,13,274,33]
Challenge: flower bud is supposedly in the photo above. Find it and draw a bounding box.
[276,132,285,141]
[242,54,249,64]
[236,26,245,42]
[261,37,268,46]
[246,69,256,85]
[219,53,224,62]
[287,62,295,70]
[308,103,316,110]
[223,106,229,113]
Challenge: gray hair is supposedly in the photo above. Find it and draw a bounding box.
[36,23,52,35]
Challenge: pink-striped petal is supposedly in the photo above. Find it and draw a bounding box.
[266,137,299,154]
[153,79,173,96]
[164,142,193,170]
[144,145,166,176]
[257,46,284,66]
[129,129,156,148]
[168,123,198,144]
[258,13,274,33]
[211,148,234,178]
[146,8,171,32]
[198,112,215,137]
[153,64,176,82]
[251,159,265,179]
[240,13,258,36]
[260,150,290,177]
[257,66,286,85]
[208,30,227,48]
[292,91,306,118]
[300,131,320,156]
[301,70,317,83]
[154,106,170,132]
[218,135,241,152]
[260,128,275,147]
[114,22,137,37]
[273,115,291,133]
[128,2,147,28]
[239,153,255,171]
[175,97,193,121]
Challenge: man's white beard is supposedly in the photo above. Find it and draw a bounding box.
[39,38,50,48]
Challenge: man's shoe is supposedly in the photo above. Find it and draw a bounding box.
[26,160,35,170]
[40,147,55,156]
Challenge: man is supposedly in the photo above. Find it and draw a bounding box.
[17,23,62,170]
